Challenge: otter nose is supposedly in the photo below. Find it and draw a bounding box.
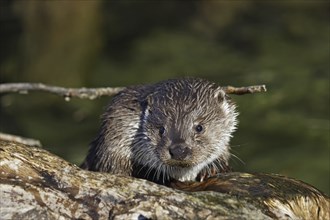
[169,144,192,160]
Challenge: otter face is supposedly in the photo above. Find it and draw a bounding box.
[133,79,238,183]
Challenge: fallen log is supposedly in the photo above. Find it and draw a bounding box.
[0,140,328,219]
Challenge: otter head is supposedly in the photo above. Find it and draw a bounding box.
[132,79,238,183]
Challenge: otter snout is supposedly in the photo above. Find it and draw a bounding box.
[169,144,192,160]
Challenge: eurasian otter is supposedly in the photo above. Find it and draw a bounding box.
[81,78,238,185]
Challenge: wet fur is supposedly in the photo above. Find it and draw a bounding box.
[81,78,238,185]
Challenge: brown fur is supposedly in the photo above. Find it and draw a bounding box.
[81,78,238,185]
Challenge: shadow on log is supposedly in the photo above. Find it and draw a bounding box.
[0,140,329,220]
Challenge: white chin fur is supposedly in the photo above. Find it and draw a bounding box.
[170,159,214,182]
[169,146,227,181]
[171,167,200,182]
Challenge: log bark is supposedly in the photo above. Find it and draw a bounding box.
[0,140,329,220]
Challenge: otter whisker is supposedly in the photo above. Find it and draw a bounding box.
[230,152,245,166]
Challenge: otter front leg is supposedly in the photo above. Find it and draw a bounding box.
[196,167,219,182]
[196,162,231,182]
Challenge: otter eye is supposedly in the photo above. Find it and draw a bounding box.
[195,124,203,133]
[159,126,165,136]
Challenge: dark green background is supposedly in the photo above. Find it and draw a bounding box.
[1,1,329,194]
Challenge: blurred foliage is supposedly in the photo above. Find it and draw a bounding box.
[0,1,329,194]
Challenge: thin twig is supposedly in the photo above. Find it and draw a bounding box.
[222,85,267,95]
[0,83,267,99]
[0,83,125,100]
[0,132,42,147]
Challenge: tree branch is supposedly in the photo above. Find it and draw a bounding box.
[222,85,267,95]
[0,83,125,100]
[0,82,266,100]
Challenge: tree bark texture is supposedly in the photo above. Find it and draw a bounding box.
[0,140,329,220]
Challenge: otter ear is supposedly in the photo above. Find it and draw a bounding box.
[213,88,226,100]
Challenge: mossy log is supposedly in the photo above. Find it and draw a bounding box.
[0,140,329,219]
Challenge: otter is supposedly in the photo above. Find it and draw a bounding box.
[81,78,238,185]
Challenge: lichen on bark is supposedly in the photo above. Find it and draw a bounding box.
[0,140,329,219]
